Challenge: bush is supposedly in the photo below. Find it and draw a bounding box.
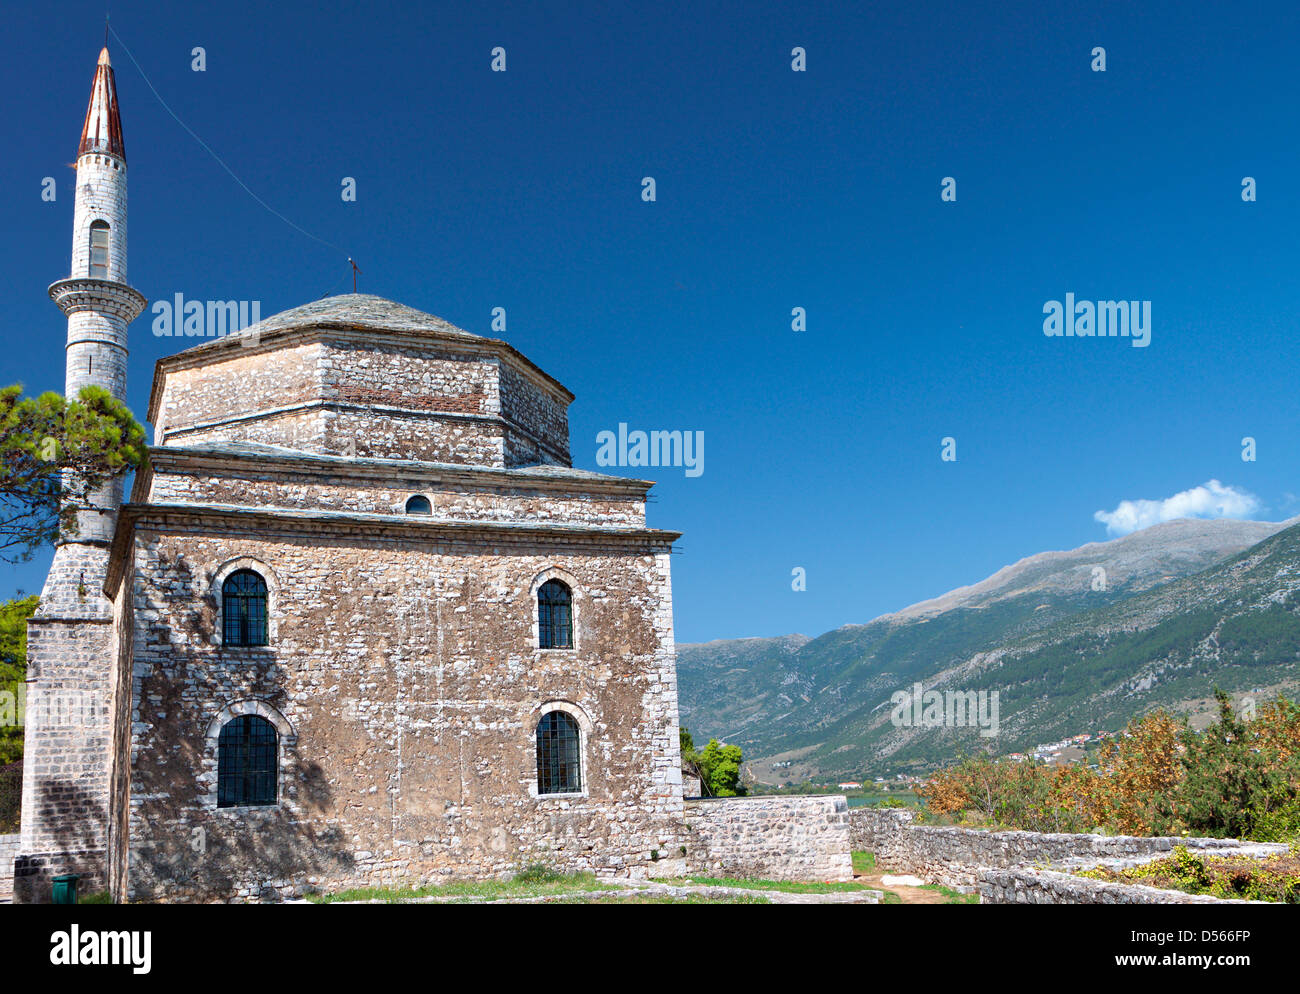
[513,863,566,884]
[918,691,1300,841]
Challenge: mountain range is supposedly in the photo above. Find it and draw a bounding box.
[676,516,1300,783]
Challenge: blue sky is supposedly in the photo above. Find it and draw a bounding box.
[3,0,1299,643]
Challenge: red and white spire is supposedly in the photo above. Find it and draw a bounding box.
[78,47,126,160]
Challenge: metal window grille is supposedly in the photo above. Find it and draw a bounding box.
[405,495,432,514]
[536,711,581,794]
[217,715,278,807]
[89,222,109,278]
[222,570,268,646]
[537,579,573,649]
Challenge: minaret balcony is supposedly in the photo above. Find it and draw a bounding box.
[49,277,148,323]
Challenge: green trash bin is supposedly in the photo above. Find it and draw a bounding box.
[52,873,81,905]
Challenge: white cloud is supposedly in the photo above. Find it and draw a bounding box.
[1094,480,1262,536]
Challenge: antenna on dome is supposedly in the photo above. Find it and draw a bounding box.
[348,257,362,293]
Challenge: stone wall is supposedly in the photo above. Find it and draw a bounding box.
[0,833,19,901]
[978,866,1268,904]
[151,318,572,470]
[146,455,647,529]
[17,607,118,903]
[850,807,1286,889]
[684,795,853,881]
[498,360,570,466]
[116,517,685,902]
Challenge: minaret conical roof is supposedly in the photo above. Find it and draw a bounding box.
[78,47,126,159]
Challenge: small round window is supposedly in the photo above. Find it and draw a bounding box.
[405,495,432,515]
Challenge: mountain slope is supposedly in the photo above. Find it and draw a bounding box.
[678,516,1300,782]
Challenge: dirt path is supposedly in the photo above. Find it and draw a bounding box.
[859,872,953,904]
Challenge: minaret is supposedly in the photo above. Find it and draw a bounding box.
[46,46,146,567]
[16,47,145,903]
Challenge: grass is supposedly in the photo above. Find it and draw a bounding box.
[307,869,618,904]
[549,893,770,904]
[853,850,979,904]
[76,890,113,905]
[920,884,979,904]
[649,875,875,894]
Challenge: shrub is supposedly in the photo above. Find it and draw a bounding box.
[918,691,1300,841]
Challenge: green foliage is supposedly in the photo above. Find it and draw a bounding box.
[680,726,747,796]
[0,593,38,767]
[697,739,745,796]
[1217,606,1300,666]
[310,871,611,903]
[0,384,145,563]
[1172,690,1300,841]
[651,874,875,894]
[0,761,20,833]
[1079,845,1300,903]
[852,850,876,874]
[513,862,566,884]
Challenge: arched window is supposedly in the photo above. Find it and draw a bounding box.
[217,714,278,807]
[536,711,582,794]
[89,221,110,278]
[222,570,268,646]
[405,494,432,514]
[537,579,573,649]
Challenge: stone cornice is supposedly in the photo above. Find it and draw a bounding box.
[105,502,680,596]
[49,278,147,323]
[135,444,654,502]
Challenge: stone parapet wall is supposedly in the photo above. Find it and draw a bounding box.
[684,795,853,881]
[978,867,1267,904]
[850,807,1286,889]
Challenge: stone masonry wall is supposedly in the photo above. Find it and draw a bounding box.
[15,614,117,903]
[71,153,128,284]
[0,833,20,901]
[978,866,1270,904]
[154,343,322,440]
[683,795,853,881]
[148,468,646,528]
[498,361,569,466]
[173,406,508,467]
[850,807,1285,889]
[122,520,684,902]
[155,337,570,470]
